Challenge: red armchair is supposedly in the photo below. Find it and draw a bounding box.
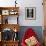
[21,28,41,46]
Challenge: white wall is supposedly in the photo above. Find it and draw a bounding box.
[0,0,44,26]
[18,0,44,26]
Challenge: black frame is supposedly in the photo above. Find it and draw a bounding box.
[25,7,36,20]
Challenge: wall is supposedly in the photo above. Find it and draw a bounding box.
[0,0,44,26]
[18,26,43,44]
[18,0,44,26]
[0,0,44,45]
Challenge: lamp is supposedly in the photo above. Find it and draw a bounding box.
[14,28,17,32]
[15,0,17,7]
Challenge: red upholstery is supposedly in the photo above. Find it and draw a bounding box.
[21,28,41,46]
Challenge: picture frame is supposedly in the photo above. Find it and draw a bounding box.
[2,10,9,15]
[25,7,36,20]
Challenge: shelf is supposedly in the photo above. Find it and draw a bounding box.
[1,40,19,46]
[1,15,18,24]
[0,7,19,10]
[0,7,19,16]
[0,7,19,46]
[0,24,20,32]
[0,7,19,24]
[2,40,19,43]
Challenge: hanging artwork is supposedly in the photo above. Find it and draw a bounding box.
[25,7,36,20]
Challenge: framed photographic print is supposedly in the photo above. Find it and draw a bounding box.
[2,10,9,15]
[25,7,36,20]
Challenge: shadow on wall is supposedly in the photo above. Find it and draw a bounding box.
[18,26,43,44]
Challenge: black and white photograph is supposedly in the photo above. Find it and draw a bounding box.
[25,7,36,20]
